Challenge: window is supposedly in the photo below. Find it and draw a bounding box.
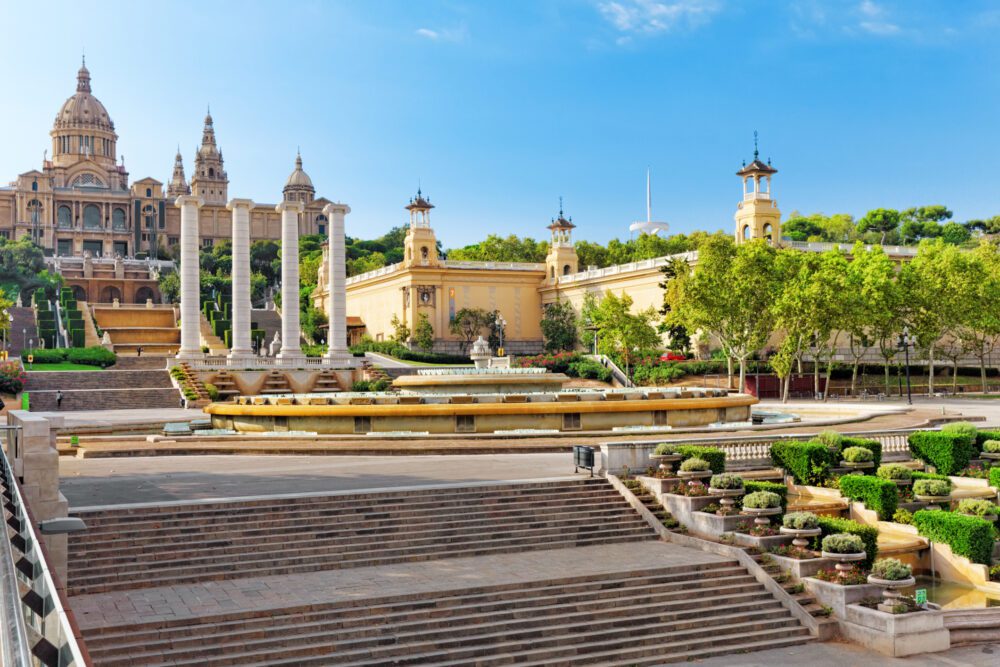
[202,238,214,248]
[71,173,105,188]
[57,239,72,255]
[208,167,215,178]
[83,204,101,229]
[57,205,72,228]
[563,413,581,431]
[317,224,326,235]
[354,416,372,434]
[168,236,179,246]
[563,265,570,275]
[112,208,126,231]
[653,410,667,426]
[0,231,9,240]
[456,415,476,433]
[146,188,152,197]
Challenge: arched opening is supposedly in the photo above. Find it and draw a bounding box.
[550,266,555,278]
[83,204,101,229]
[71,285,87,302]
[315,214,327,236]
[99,286,122,303]
[135,286,155,304]
[58,205,72,228]
[742,225,751,241]
[763,223,774,245]
[208,167,215,178]
[420,246,429,261]
[563,264,571,275]
[112,208,126,231]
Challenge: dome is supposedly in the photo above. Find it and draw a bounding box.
[53,61,114,132]
[285,152,313,188]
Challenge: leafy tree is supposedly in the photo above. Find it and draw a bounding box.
[448,235,549,263]
[581,291,659,379]
[389,314,411,344]
[958,242,1000,392]
[782,216,824,242]
[857,208,901,244]
[941,221,971,245]
[250,240,280,284]
[158,271,180,303]
[449,308,493,353]
[540,300,578,352]
[414,313,434,352]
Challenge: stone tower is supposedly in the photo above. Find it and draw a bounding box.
[402,189,439,268]
[545,200,578,282]
[190,110,228,205]
[167,148,191,198]
[734,135,781,246]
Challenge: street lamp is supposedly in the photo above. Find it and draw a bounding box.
[22,327,26,351]
[494,313,507,356]
[897,327,916,405]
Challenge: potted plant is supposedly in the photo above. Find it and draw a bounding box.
[876,463,913,487]
[956,498,1000,523]
[841,446,875,470]
[741,490,782,527]
[982,440,1000,462]
[649,442,682,470]
[867,558,916,612]
[779,511,822,549]
[913,478,952,506]
[678,457,713,481]
[821,533,867,580]
[816,430,843,452]
[708,473,745,512]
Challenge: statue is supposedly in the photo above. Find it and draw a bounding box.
[269,331,282,357]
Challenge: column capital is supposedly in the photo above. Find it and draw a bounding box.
[275,201,305,214]
[322,202,351,216]
[174,195,204,208]
[227,198,255,211]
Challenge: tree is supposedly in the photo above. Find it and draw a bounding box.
[449,308,492,353]
[414,313,434,352]
[941,221,971,246]
[389,314,411,344]
[250,240,280,284]
[447,235,549,263]
[958,242,1000,392]
[540,300,578,352]
[857,208,901,244]
[582,291,659,378]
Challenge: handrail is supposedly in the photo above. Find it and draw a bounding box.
[0,426,90,666]
[589,354,633,388]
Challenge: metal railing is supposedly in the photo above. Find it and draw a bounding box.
[589,354,633,388]
[0,427,89,666]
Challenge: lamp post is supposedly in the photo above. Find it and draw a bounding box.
[1,309,9,357]
[22,327,26,351]
[897,327,916,405]
[494,313,507,356]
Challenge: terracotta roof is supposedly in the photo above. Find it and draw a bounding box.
[737,159,777,176]
[548,215,576,230]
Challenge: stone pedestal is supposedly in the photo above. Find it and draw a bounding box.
[276,201,305,363]
[323,203,353,366]
[228,199,254,361]
[175,195,204,359]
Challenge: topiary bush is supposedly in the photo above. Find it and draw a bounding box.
[743,491,782,509]
[838,474,899,520]
[743,480,788,513]
[22,348,66,364]
[975,430,1000,453]
[912,509,994,565]
[770,440,832,485]
[913,479,951,497]
[941,421,979,444]
[782,511,819,530]
[982,440,1000,454]
[871,558,912,581]
[876,464,913,482]
[709,473,744,490]
[679,457,710,472]
[842,446,874,463]
[822,533,865,554]
[816,516,878,567]
[908,431,973,475]
[956,498,1000,519]
[674,445,725,474]
[893,508,914,525]
[839,437,883,468]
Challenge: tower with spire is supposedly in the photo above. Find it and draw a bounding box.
[167,148,191,198]
[190,109,228,204]
[545,198,578,282]
[402,188,439,268]
[734,131,781,246]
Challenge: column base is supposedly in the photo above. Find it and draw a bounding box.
[175,349,205,361]
[276,349,307,365]
[227,349,254,365]
[324,350,356,368]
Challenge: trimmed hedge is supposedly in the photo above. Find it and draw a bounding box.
[838,474,898,520]
[770,440,831,485]
[816,516,879,568]
[912,470,950,482]
[840,437,882,469]
[743,480,788,513]
[912,509,994,566]
[20,347,116,367]
[976,430,1000,454]
[908,431,974,475]
[674,445,726,474]
[21,348,65,364]
[991,467,1000,490]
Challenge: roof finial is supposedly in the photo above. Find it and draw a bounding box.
[82,51,86,67]
[753,130,759,160]
[417,178,422,198]
[559,195,564,218]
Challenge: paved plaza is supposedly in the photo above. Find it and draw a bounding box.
[690,639,1000,666]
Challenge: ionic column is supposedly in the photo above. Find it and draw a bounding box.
[323,203,352,365]
[276,200,305,362]
[175,195,204,359]
[228,199,254,360]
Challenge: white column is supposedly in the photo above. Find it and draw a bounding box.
[175,195,203,359]
[276,200,305,361]
[323,203,353,366]
[228,199,254,360]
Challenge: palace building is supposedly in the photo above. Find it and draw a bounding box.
[0,61,334,266]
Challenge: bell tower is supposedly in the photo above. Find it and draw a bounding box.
[545,198,578,283]
[402,188,439,268]
[190,109,228,205]
[734,132,781,246]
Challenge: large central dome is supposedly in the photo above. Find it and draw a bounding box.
[53,61,114,133]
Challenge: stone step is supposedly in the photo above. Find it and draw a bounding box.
[26,369,173,391]
[27,387,182,412]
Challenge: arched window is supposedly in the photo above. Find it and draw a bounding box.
[135,286,155,304]
[146,188,152,197]
[421,246,429,260]
[83,204,101,229]
[208,167,215,178]
[742,225,751,241]
[763,223,773,245]
[58,205,72,228]
[315,214,327,236]
[563,264,571,276]
[71,173,105,188]
[112,208,126,231]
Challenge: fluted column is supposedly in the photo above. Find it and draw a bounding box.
[323,203,353,366]
[228,199,254,360]
[276,200,305,361]
[175,195,203,359]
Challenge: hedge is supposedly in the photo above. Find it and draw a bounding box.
[976,430,1000,454]
[908,431,974,475]
[816,516,879,568]
[838,474,898,520]
[840,437,882,469]
[770,441,831,485]
[674,445,726,474]
[349,339,471,365]
[69,329,84,347]
[990,467,1000,490]
[743,480,788,513]
[912,470,950,483]
[912,509,994,566]
[21,348,66,364]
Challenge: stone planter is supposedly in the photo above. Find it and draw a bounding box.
[821,550,867,580]
[890,478,912,487]
[642,476,682,495]
[768,552,830,581]
[981,452,1000,461]
[842,603,948,657]
[649,453,682,472]
[677,469,712,482]
[708,486,744,513]
[741,506,781,528]
[914,494,951,508]
[841,461,874,470]
[731,531,793,550]
[779,525,822,549]
[959,512,998,523]
[867,575,917,613]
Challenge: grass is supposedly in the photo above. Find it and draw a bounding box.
[25,362,105,371]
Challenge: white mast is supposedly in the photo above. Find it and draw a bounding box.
[629,167,670,237]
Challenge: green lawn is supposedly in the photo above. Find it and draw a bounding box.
[25,362,103,372]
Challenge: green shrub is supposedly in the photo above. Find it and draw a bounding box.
[975,430,1000,453]
[991,467,1000,490]
[913,479,951,497]
[204,383,220,401]
[568,359,612,382]
[982,440,1000,454]
[70,329,84,347]
[908,431,973,475]
[782,511,819,530]
[893,508,914,525]
[21,348,67,364]
[815,430,843,449]
[842,446,874,464]
[743,491,781,509]
[956,498,999,518]
[744,480,788,513]
[840,437,882,468]
[941,421,979,443]
[822,533,865,554]
[913,510,994,565]
[653,443,674,455]
[911,470,950,483]
[871,558,912,581]
[838,474,899,520]
[675,445,725,474]
[65,347,117,368]
[709,473,743,490]
[816,516,878,567]
[770,440,832,485]
[679,457,710,472]
[876,464,912,482]
[351,379,390,392]
[350,338,470,364]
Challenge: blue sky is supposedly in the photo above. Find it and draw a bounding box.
[2,0,999,247]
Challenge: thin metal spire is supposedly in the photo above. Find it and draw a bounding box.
[646,167,652,223]
[753,130,759,160]
[559,195,564,218]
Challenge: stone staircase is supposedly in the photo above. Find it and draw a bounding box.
[209,369,241,399]
[78,301,102,347]
[259,369,292,394]
[81,559,811,667]
[312,368,342,392]
[198,312,227,355]
[7,306,37,357]
[251,308,282,347]
[67,479,655,596]
[24,369,180,411]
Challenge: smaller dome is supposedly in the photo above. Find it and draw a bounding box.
[285,152,313,188]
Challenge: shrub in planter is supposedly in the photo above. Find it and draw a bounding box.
[840,437,883,468]
[893,508,914,525]
[955,498,999,520]
[66,346,117,368]
[653,443,675,455]
[679,457,711,472]
[941,421,979,445]
[709,473,743,489]
[991,467,1000,491]
[908,431,973,475]
[822,533,865,554]
[22,348,67,364]
[912,479,951,498]
[675,445,725,474]
[975,430,1000,452]
[743,480,788,513]
[911,470,950,483]
[838,474,899,520]
[842,446,874,463]
[770,440,832,485]
[743,490,782,510]
[816,516,879,567]
[204,383,220,401]
[982,440,1000,454]
[876,464,913,482]
[870,558,912,581]
[783,511,819,530]
[815,430,843,449]
[912,509,994,565]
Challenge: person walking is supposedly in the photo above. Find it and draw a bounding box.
[137,345,143,357]
[56,390,63,410]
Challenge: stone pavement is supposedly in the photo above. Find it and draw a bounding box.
[690,638,1000,666]
[70,540,725,631]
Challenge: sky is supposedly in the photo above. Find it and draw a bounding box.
[1,0,999,247]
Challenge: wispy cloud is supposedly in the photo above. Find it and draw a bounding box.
[414,25,468,43]
[792,0,907,39]
[856,0,900,35]
[597,0,722,42]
